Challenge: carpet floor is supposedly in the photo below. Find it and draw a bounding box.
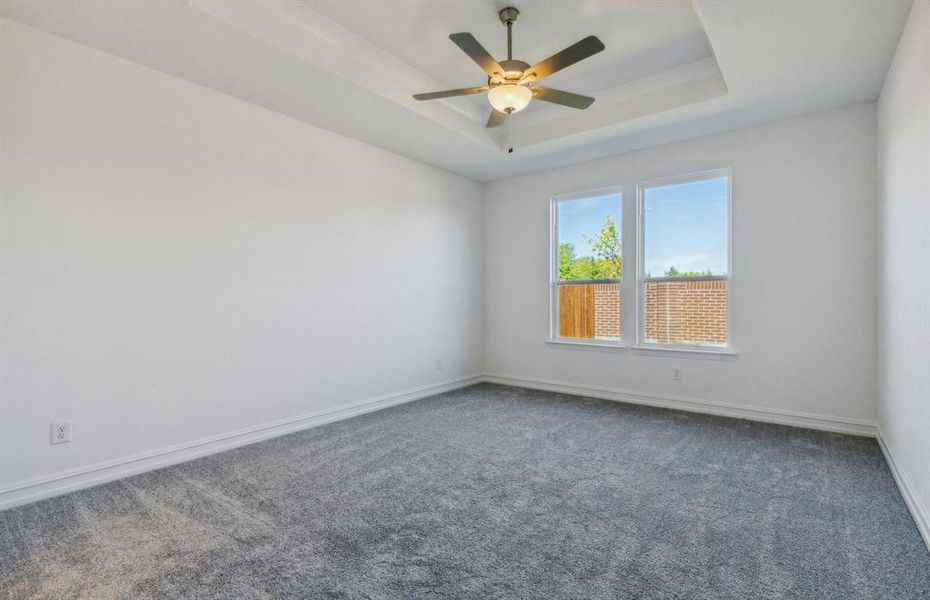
[1,383,928,599]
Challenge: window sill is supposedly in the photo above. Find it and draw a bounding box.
[546,339,629,353]
[544,340,738,360]
[631,345,738,361]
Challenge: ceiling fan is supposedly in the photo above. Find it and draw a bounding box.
[413,7,605,128]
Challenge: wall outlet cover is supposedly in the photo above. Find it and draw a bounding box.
[51,420,72,445]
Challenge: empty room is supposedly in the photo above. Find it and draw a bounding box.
[0,0,928,597]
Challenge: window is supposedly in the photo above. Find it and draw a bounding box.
[639,171,730,348]
[551,189,623,344]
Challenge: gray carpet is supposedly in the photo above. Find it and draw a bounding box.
[1,384,928,599]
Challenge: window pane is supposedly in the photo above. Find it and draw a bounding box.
[642,176,728,346]
[555,193,622,341]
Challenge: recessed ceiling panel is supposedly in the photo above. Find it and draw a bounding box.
[302,0,715,116]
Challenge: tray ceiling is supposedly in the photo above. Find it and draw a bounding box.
[0,0,913,182]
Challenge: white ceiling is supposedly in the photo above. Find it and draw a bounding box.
[0,0,913,182]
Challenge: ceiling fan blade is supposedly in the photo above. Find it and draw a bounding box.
[413,87,489,101]
[521,36,605,83]
[449,32,505,77]
[531,86,595,109]
[486,109,506,128]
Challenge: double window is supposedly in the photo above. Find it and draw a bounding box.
[550,170,731,353]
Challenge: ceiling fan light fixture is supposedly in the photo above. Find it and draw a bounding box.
[488,84,532,114]
[412,7,604,129]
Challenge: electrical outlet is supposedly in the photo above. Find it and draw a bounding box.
[435,359,443,371]
[671,367,682,381]
[51,420,71,445]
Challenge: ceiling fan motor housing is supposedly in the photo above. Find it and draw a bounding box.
[489,60,531,87]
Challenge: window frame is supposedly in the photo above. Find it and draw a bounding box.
[634,168,735,356]
[548,186,626,350]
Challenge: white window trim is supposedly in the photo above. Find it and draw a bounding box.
[548,186,625,348]
[546,339,630,353]
[634,168,737,358]
[631,344,738,360]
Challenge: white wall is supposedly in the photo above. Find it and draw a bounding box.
[0,19,483,496]
[877,0,930,544]
[484,104,878,431]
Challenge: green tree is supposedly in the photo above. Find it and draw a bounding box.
[584,214,622,279]
[664,266,712,278]
[558,243,578,279]
[559,215,622,280]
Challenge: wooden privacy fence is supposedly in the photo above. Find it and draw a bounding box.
[558,281,621,339]
[558,283,597,338]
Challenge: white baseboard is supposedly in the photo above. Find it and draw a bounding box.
[0,372,884,512]
[483,373,877,437]
[0,375,483,511]
[877,433,930,551]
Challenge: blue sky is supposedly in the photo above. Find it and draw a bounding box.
[557,176,728,276]
[557,194,620,255]
[644,177,728,276]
